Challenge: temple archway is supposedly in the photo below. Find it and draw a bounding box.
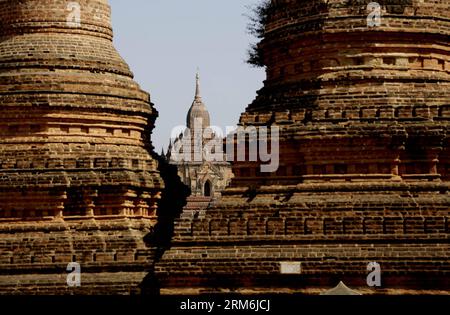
[204,180,212,197]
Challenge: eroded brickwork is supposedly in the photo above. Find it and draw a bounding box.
[156,0,450,294]
[0,0,163,294]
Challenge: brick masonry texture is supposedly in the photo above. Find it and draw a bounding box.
[0,0,164,294]
[155,0,450,295]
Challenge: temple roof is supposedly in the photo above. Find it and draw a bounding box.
[320,282,362,295]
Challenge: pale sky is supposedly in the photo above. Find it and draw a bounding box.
[109,0,266,152]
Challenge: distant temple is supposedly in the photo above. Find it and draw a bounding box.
[165,73,233,203]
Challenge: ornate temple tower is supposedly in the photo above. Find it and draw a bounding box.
[167,73,232,202]
[0,0,163,294]
[156,0,450,294]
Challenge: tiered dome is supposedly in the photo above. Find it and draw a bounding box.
[0,0,163,217]
[229,0,450,186]
[0,0,163,294]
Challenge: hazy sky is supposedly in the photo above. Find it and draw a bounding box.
[109,0,266,152]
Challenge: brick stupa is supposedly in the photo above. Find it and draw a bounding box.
[156,0,450,294]
[0,0,163,294]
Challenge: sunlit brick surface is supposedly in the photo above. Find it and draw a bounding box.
[0,0,163,294]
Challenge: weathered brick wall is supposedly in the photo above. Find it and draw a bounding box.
[0,218,156,294]
[157,184,449,294]
[0,0,163,294]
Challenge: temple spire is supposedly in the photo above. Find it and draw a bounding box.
[195,70,201,100]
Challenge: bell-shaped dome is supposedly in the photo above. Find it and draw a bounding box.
[187,72,211,130]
